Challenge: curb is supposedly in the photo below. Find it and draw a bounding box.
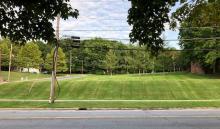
[0,107,220,111]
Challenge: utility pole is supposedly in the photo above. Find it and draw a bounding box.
[69,51,72,75]
[49,14,60,104]
[0,50,1,73]
[8,44,13,82]
[0,50,1,82]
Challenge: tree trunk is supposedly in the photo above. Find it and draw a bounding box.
[81,60,84,74]
[163,62,165,73]
[8,44,13,81]
[126,66,129,74]
[152,60,155,73]
[173,62,176,72]
[139,69,141,75]
[213,59,216,74]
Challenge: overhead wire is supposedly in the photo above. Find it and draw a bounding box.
[58,26,220,31]
[61,35,220,42]
[69,0,127,3]
[64,45,217,51]
[64,0,220,47]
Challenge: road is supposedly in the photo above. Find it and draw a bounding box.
[0,109,220,129]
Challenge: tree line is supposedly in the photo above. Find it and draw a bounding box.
[0,38,184,75]
[171,0,220,74]
[0,39,67,73]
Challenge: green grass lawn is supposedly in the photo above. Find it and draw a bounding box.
[0,72,220,109]
[0,71,50,82]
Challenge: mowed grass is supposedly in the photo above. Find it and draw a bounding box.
[0,71,50,82]
[0,72,220,108]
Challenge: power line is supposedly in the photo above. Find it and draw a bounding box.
[178,26,220,30]
[71,18,128,21]
[59,26,220,31]
[69,0,128,3]
[66,45,217,51]
[60,29,130,32]
[165,37,220,41]
[62,36,220,42]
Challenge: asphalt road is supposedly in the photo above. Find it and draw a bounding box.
[1,109,220,129]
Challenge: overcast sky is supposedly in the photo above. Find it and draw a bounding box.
[54,0,180,49]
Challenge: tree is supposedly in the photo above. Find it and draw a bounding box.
[134,48,146,74]
[64,38,124,74]
[35,41,52,60]
[171,0,220,73]
[0,39,10,68]
[143,51,153,73]
[124,50,133,74]
[0,0,78,42]
[154,49,181,73]
[103,50,118,76]
[18,42,43,72]
[128,0,177,54]
[171,0,220,28]
[1,0,79,103]
[45,48,68,73]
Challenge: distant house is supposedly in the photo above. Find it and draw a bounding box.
[191,59,220,74]
[191,62,205,74]
[21,68,40,74]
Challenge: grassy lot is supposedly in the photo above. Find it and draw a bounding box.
[0,71,50,82]
[0,72,220,109]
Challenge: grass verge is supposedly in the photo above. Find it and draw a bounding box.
[0,72,220,109]
[1,101,220,109]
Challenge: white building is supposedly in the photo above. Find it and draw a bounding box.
[21,68,40,74]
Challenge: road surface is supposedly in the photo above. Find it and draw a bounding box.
[0,109,220,129]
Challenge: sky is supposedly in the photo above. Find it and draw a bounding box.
[55,0,180,49]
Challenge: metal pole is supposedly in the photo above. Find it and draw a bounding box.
[8,44,12,82]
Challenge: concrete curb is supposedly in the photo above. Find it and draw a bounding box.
[0,107,220,111]
[1,99,220,102]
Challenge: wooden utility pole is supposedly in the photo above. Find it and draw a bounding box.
[8,44,13,82]
[69,51,72,75]
[49,14,60,104]
[0,50,1,82]
[0,50,1,73]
